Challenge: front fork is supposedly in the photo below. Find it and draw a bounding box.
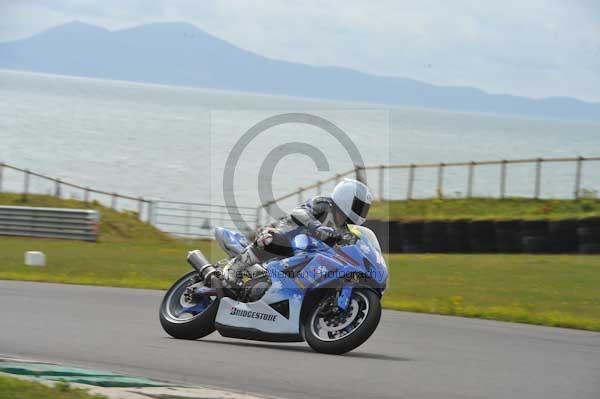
[336,285,353,311]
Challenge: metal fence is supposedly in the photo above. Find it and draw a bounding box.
[151,200,257,239]
[367,156,600,201]
[3,156,599,238]
[0,162,152,222]
[258,156,600,225]
[0,162,259,238]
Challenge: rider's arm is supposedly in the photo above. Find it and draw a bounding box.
[290,197,332,232]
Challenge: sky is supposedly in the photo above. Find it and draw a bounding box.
[1,0,599,102]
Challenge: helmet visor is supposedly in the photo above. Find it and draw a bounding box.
[351,197,370,219]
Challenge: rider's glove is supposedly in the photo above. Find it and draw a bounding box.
[256,228,274,248]
[314,226,336,241]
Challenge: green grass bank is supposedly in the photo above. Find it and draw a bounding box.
[369,197,600,221]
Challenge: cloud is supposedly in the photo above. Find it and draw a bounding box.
[1,0,599,101]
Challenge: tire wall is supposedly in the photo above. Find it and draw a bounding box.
[363,217,600,254]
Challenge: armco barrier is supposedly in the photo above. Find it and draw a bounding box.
[0,206,99,241]
[364,218,600,254]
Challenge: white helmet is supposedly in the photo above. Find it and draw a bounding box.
[331,178,373,225]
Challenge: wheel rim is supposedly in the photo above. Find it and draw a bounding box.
[310,291,370,342]
[164,274,214,322]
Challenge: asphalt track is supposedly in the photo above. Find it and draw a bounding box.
[1,280,598,399]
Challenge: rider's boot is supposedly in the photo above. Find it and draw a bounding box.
[221,245,261,297]
[187,245,260,298]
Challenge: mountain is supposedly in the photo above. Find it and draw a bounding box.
[1,21,599,121]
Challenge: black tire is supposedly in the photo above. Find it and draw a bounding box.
[549,219,578,253]
[387,221,403,253]
[423,221,448,253]
[576,227,600,241]
[494,220,521,253]
[399,221,424,236]
[521,236,552,253]
[578,217,600,228]
[495,230,521,253]
[399,221,424,253]
[468,221,496,253]
[495,220,520,230]
[520,220,548,236]
[401,244,425,253]
[447,220,469,253]
[159,271,219,340]
[304,289,381,355]
[578,243,600,254]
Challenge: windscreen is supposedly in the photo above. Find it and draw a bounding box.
[354,225,381,253]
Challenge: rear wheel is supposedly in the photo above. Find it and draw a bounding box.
[159,271,219,340]
[304,289,381,354]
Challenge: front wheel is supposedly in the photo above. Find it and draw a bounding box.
[159,271,219,340]
[304,289,381,354]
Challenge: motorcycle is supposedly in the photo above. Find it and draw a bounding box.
[159,225,388,354]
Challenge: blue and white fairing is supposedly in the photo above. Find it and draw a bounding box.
[214,227,251,257]
[214,226,388,340]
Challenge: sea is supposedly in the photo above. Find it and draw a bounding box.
[1,69,599,218]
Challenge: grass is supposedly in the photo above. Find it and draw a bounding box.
[1,194,599,331]
[0,375,105,399]
[0,193,225,288]
[0,237,223,289]
[369,197,600,221]
[382,254,600,331]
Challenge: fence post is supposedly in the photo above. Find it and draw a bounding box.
[467,162,475,198]
[354,165,367,184]
[574,156,583,199]
[378,165,385,201]
[0,162,3,193]
[534,158,542,199]
[186,203,192,236]
[255,206,262,230]
[22,169,30,200]
[147,201,154,224]
[111,193,117,209]
[500,160,507,198]
[266,202,273,225]
[407,164,415,200]
[436,163,444,198]
[316,181,322,195]
[84,187,90,203]
[138,197,144,220]
[54,179,61,198]
[262,203,267,226]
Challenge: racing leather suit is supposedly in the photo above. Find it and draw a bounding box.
[224,196,349,287]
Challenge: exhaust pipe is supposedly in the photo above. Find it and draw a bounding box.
[187,250,220,282]
[187,250,225,298]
